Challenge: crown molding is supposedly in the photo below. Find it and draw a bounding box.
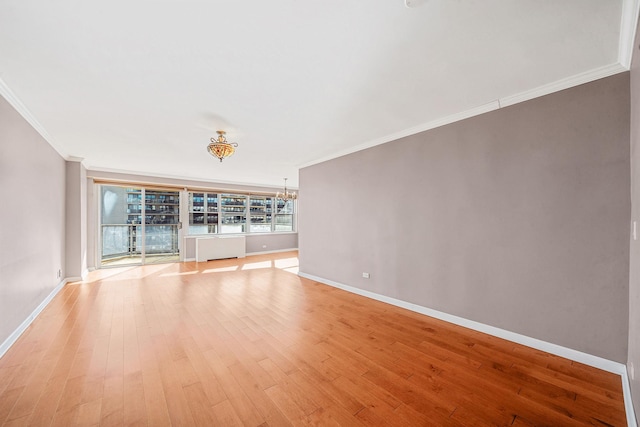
[300,62,628,170]
[499,63,627,108]
[619,0,640,69]
[66,156,87,168]
[0,76,68,159]
[298,101,500,169]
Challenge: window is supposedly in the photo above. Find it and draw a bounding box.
[189,192,218,234]
[187,191,295,235]
[220,194,247,234]
[275,199,294,231]
[249,196,273,232]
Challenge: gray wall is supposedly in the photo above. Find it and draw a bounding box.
[0,94,66,346]
[628,15,640,421]
[299,73,630,362]
[246,233,298,254]
[86,178,97,273]
[65,160,87,278]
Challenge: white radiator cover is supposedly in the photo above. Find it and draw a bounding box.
[195,236,246,262]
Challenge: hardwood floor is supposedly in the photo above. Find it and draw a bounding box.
[0,251,628,426]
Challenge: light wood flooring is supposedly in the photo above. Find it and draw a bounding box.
[0,251,628,426]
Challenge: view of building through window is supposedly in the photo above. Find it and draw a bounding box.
[99,185,297,266]
[188,191,295,235]
[100,185,180,266]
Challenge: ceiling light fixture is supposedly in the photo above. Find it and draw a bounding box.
[207,130,238,162]
[276,178,297,201]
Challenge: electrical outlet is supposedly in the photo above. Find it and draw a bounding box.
[57,269,61,279]
[631,363,635,380]
[362,272,370,279]
[262,245,267,249]
[633,221,637,241]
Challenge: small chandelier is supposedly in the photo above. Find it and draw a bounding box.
[276,178,297,201]
[207,130,238,162]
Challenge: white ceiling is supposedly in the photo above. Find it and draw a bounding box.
[0,0,636,188]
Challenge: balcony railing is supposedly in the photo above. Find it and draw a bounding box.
[101,224,179,259]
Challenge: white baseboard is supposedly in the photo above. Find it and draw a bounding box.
[246,248,298,256]
[298,272,637,427]
[622,367,638,427]
[0,278,69,359]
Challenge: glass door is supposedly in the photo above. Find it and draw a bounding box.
[144,189,180,264]
[100,185,142,267]
[99,185,180,267]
